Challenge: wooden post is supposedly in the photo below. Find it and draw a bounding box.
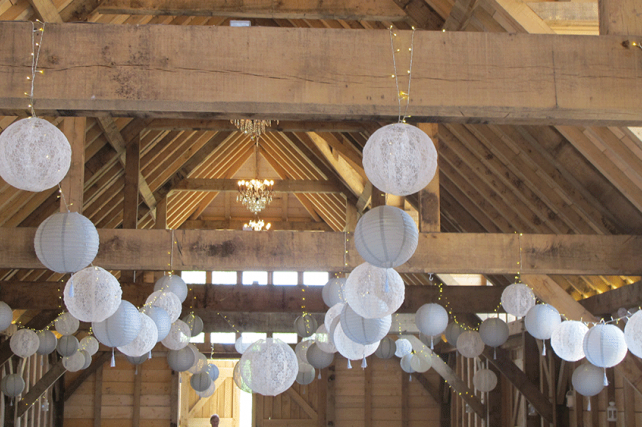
[317,365,327,427]
[345,202,357,232]
[364,362,372,427]
[59,117,86,213]
[122,133,140,282]
[94,364,103,427]
[524,333,542,427]
[487,359,502,426]
[417,123,440,232]
[170,370,179,427]
[371,186,385,208]
[401,371,409,427]
[133,363,142,427]
[326,361,335,427]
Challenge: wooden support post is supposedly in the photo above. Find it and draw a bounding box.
[326,361,335,427]
[371,186,385,208]
[418,123,440,233]
[623,378,636,427]
[52,356,64,427]
[607,369,615,427]
[345,202,357,232]
[487,360,502,426]
[133,363,142,427]
[402,371,409,427]
[122,133,140,283]
[155,196,167,230]
[93,363,103,427]
[364,362,372,427]
[16,360,65,417]
[524,333,542,427]
[554,357,569,427]
[170,370,179,427]
[317,365,327,427]
[59,117,86,213]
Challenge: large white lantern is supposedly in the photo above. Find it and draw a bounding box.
[395,338,413,357]
[34,212,99,273]
[572,364,604,397]
[341,304,391,345]
[55,312,79,335]
[551,321,588,362]
[457,331,485,359]
[296,363,316,385]
[80,336,99,356]
[93,300,143,348]
[324,303,345,333]
[525,304,561,340]
[0,302,12,332]
[10,329,39,358]
[233,361,252,394]
[118,313,158,357]
[354,206,419,268]
[63,351,86,372]
[363,123,437,196]
[375,337,396,359]
[322,278,346,307]
[65,266,122,323]
[444,322,465,346]
[314,325,336,354]
[239,338,298,396]
[306,343,334,369]
[191,372,213,392]
[479,318,509,348]
[145,291,182,323]
[167,347,195,372]
[154,275,188,303]
[333,323,379,361]
[501,283,536,317]
[37,330,57,355]
[182,313,203,337]
[624,311,642,358]
[142,306,171,342]
[344,263,405,319]
[1,373,25,397]
[57,335,79,357]
[583,324,627,369]
[0,117,71,192]
[162,320,191,350]
[294,314,318,338]
[473,369,498,392]
[415,304,448,348]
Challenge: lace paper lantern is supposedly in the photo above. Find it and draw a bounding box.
[1,373,25,397]
[145,291,182,323]
[479,318,509,348]
[206,364,220,381]
[142,306,171,342]
[501,283,536,317]
[81,350,91,370]
[363,123,437,196]
[333,323,379,361]
[239,338,298,396]
[57,335,79,357]
[473,369,498,392]
[63,351,86,372]
[233,362,252,393]
[444,322,465,346]
[191,372,213,392]
[375,337,396,359]
[354,206,419,268]
[188,352,208,374]
[296,363,315,385]
[315,325,337,354]
[344,263,405,319]
[182,313,203,337]
[415,303,448,348]
[34,212,99,274]
[65,267,122,323]
[10,329,39,358]
[322,278,346,307]
[624,311,642,358]
[55,312,79,335]
[118,313,158,357]
[127,355,148,366]
[400,354,415,373]
[36,330,57,355]
[0,117,71,192]
[551,321,588,362]
[525,304,561,341]
[457,331,485,359]
[80,336,99,356]
[341,304,391,345]
[583,324,627,369]
[324,303,345,333]
[93,301,143,348]
[154,274,188,303]
[294,314,318,338]
[295,340,313,364]
[395,338,413,357]
[306,343,334,370]
[162,320,191,350]
[0,302,12,332]
[196,380,217,398]
[410,352,432,373]
[572,364,604,397]
[235,336,253,355]
[167,347,195,372]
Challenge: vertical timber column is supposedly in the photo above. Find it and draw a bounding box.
[60,117,86,213]
[122,133,140,283]
[94,364,103,427]
[133,364,142,427]
[364,364,372,427]
[524,333,542,427]
[417,123,440,232]
[371,186,386,208]
[154,196,168,282]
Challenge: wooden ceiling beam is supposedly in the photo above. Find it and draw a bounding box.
[180,219,333,231]
[146,119,375,133]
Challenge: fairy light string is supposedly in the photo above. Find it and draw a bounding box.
[388,25,416,123]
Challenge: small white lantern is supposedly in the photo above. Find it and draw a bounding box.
[314,325,337,354]
[607,402,617,422]
[191,372,213,392]
[36,330,57,355]
[145,291,182,323]
[1,373,25,397]
[10,328,39,358]
[118,313,158,358]
[400,354,415,373]
[306,343,334,370]
[341,304,391,345]
[473,369,498,392]
[235,336,253,355]
[322,278,346,307]
[162,320,191,350]
[294,314,318,338]
[196,380,217,398]
[142,306,171,342]
[409,352,432,373]
[65,266,122,323]
[81,350,92,370]
[154,274,188,303]
[55,312,80,336]
[395,338,413,357]
[63,351,86,372]
[240,338,299,396]
[80,336,99,356]
[93,300,143,348]
[0,302,13,332]
[551,321,588,362]
[295,340,313,364]
[206,364,220,381]
[182,313,204,337]
[479,318,509,349]
[444,322,465,346]
[324,303,345,333]
[624,310,642,358]
[296,363,316,385]
[572,364,604,396]
[375,337,396,359]
[233,361,252,394]
[57,335,79,357]
[344,263,405,319]
[525,304,561,340]
[415,303,448,348]
[583,324,627,369]
[501,283,536,317]
[456,331,485,359]
[333,322,379,361]
[167,347,195,372]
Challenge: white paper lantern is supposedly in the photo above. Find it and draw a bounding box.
[333,322,379,361]
[314,325,337,354]
[0,117,71,192]
[206,364,220,382]
[363,123,437,196]
[127,355,148,366]
[297,363,316,385]
[55,312,80,335]
[415,303,448,345]
[324,303,345,333]
[375,337,396,359]
[400,354,415,373]
[322,278,346,307]
[419,334,442,348]
[57,335,79,357]
[473,369,498,392]
[295,340,313,364]
[80,336,99,356]
[457,331,485,359]
[354,206,419,268]
[34,212,99,274]
[118,313,158,358]
[141,306,171,342]
[410,353,432,373]
[525,304,561,340]
[551,321,588,362]
[239,338,298,396]
[306,343,334,369]
[167,347,195,372]
[395,338,413,357]
[444,322,465,346]
[196,380,217,398]
[182,313,204,337]
[583,324,627,368]
[65,267,122,323]
[344,263,405,319]
[36,330,57,355]
[189,352,208,374]
[81,350,92,370]
[572,364,604,396]
[63,351,86,372]
[191,372,213,392]
[154,274,188,303]
[479,318,509,348]
[0,302,12,332]
[145,291,182,323]
[235,336,253,355]
[1,373,25,397]
[162,320,191,350]
[501,283,536,317]
[10,328,39,358]
[294,314,318,338]
[93,300,143,348]
[624,310,642,359]
[341,304,391,345]
[233,361,252,394]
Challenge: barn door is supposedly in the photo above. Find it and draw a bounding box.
[253,380,322,427]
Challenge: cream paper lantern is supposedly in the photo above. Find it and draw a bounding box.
[501,283,536,317]
[10,328,39,358]
[80,336,99,356]
[55,312,80,335]
[63,351,86,372]
[0,117,71,192]
[295,340,313,364]
[167,347,196,372]
[196,380,217,398]
[127,355,148,366]
[36,330,57,355]
[473,369,498,392]
[444,322,465,346]
[375,337,396,359]
[65,266,122,323]
[395,338,413,358]
[34,212,99,274]
[344,263,405,319]
[457,331,485,359]
[333,322,379,361]
[307,343,334,370]
[297,363,316,385]
[551,321,589,362]
[583,324,628,369]
[294,314,318,338]
[188,351,208,374]
[235,336,253,355]
[400,354,415,373]
[363,123,437,196]
[624,310,642,358]
[0,302,12,332]
[93,300,143,348]
[410,352,432,373]
[145,291,182,323]
[415,303,448,348]
[341,304,391,345]
[81,350,92,370]
[239,338,298,396]
[525,304,561,341]
[1,373,25,397]
[572,364,604,396]
[154,274,188,303]
[324,303,345,333]
[142,306,172,342]
[182,313,204,337]
[354,206,419,268]
[191,372,213,392]
[162,320,191,350]
[233,361,252,394]
[322,278,346,307]
[206,364,220,382]
[118,313,158,358]
[315,325,337,354]
[57,335,79,357]
[479,318,509,348]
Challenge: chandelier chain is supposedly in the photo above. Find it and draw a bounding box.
[389,26,416,123]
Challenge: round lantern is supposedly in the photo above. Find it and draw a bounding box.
[444,322,465,346]
[182,313,203,337]
[57,335,79,357]
[1,373,25,397]
[479,318,509,348]
[333,322,379,361]
[415,304,448,347]
[154,274,188,303]
[239,338,298,396]
[295,340,313,364]
[324,303,345,333]
[625,310,642,358]
[34,212,99,274]
[63,351,86,372]
[145,291,182,323]
[36,330,57,355]
[80,336,99,356]
[235,336,253,355]
[93,300,142,348]
[551,321,589,362]
[395,338,413,357]
[55,312,80,335]
[65,267,122,323]
[525,304,561,340]
[363,123,437,196]
[306,343,334,369]
[233,362,252,394]
[188,352,208,374]
[167,347,196,372]
[142,306,171,342]
[206,364,220,382]
[457,331,485,359]
[127,355,148,366]
[315,325,337,354]
[0,302,12,332]
[118,313,158,357]
[294,314,318,338]
[341,304,391,345]
[400,354,415,373]
[196,381,217,398]
[572,364,604,396]
[583,324,627,368]
[10,328,39,358]
[354,206,419,268]
[0,117,71,192]
[297,363,316,385]
[473,369,498,392]
[501,283,536,317]
[344,263,405,319]
[162,320,191,350]
[322,278,346,307]
[191,372,213,392]
[81,350,92,370]
[375,337,396,359]
[410,353,432,373]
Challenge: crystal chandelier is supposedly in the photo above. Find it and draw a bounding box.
[231,119,278,140]
[237,179,274,214]
[243,218,272,231]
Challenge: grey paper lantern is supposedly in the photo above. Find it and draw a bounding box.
[355,206,419,268]
[118,313,158,358]
[239,338,298,396]
[456,331,485,359]
[167,347,196,372]
[80,336,99,356]
[196,380,217,398]
[127,354,148,366]
[93,300,143,348]
[1,373,25,397]
[340,304,391,345]
[57,335,79,357]
[145,291,182,323]
[415,303,448,347]
[296,363,315,385]
[400,354,415,373]
[233,362,252,394]
[551,320,588,362]
[63,351,86,372]
[34,212,99,274]
[64,266,122,323]
[314,325,337,354]
[182,313,203,337]
[55,312,80,336]
[572,364,604,397]
[473,369,498,392]
[154,274,188,303]
[444,322,465,346]
[625,310,642,359]
[206,364,220,382]
[501,283,536,318]
[333,322,379,361]
[322,278,346,307]
[479,318,509,348]
[525,304,561,341]
[191,372,213,392]
[306,343,334,370]
[395,338,413,358]
[583,324,627,369]
[142,306,171,342]
[189,351,208,374]
[36,330,57,355]
[375,337,396,359]
[294,314,318,338]
[162,320,191,350]
[10,328,39,358]
[344,263,405,319]
[0,302,12,332]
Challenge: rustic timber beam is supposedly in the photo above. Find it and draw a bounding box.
[63,352,111,402]
[578,280,642,316]
[1,23,641,125]
[146,119,375,133]
[180,219,333,231]
[171,179,347,194]
[16,359,66,417]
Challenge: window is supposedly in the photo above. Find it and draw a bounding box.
[213,271,237,285]
[181,271,206,284]
[241,332,267,344]
[273,271,298,286]
[242,271,267,285]
[303,271,329,286]
[189,332,205,343]
[273,332,298,344]
[210,332,236,344]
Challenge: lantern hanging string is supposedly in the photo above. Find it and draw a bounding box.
[388,25,416,123]
[28,21,45,118]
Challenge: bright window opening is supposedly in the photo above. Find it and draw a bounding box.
[273,332,298,344]
[189,332,205,343]
[303,271,329,286]
[181,271,206,284]
[213,271,237,285]
[273,271,298,286]
[210,332,236,344]
[242,271,267,285]
[241,332,267,345]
